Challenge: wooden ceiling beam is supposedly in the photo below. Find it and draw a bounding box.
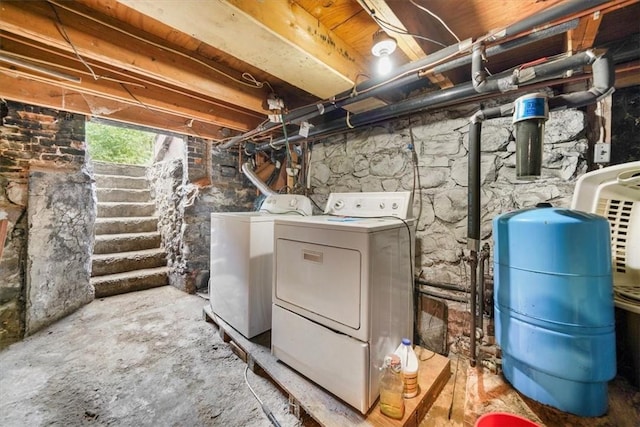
[566,12,603,52]
[0,39,263,131]
[0,1,269,114]
[356,0,453,88]
[0,73,229,141]
[116,0,369,99]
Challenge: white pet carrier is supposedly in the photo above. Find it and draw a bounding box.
[572,161,640,311]
[571,160,640,386]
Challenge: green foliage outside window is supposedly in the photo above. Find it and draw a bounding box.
[86,121,154,165]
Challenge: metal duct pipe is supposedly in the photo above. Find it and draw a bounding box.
[241,162,276,196]
[226,1,605,148]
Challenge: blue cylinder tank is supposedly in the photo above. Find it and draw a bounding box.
[493,206,616,417]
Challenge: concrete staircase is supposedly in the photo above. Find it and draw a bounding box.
[91,162,169,297]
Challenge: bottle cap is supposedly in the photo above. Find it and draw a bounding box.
[402,338,411,346]
[389,354,402,372]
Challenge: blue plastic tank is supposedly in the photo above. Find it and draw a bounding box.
[493,206,616,417]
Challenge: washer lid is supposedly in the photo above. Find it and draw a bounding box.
[210,211,277,222]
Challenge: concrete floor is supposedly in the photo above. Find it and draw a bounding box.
[0,286,299,427]
[1,286,638,427]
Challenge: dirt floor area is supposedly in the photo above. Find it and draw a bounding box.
[1,286,638,427]
[0,286,299,427]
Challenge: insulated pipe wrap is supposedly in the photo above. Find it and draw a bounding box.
[548,50,615,110]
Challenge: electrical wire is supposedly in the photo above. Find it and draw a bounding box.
[47,0,271,90]
[47,2,99,80]
[280,114,296,189]
[243,365,282,427]
[371,15,447,48]
[358,0,448,48]
[409,0,461,43]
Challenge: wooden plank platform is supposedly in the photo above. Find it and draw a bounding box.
[203,305,451,426]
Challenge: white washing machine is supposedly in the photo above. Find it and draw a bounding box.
[271,192,414,414]
[209,194,312,339]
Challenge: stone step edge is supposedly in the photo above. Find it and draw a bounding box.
[90,266,170,284]
[94,173,148,179]
[95,216,159,223]
[98,202,155,206]
[91,247,166,261]
[96,188,151,193]
[94,231,161,241]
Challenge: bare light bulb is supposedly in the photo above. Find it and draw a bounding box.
[377,55,392,75]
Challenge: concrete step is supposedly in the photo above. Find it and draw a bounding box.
[91,248,167,277]
[95,217,158,235]
[92,161,147,177]
[91,266,169,298]
[95,174,148,190]
[93,232,161,254]
[97,202,155,218]
[96,188,151,203]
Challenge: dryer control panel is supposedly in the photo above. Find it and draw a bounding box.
[324,191,413,219]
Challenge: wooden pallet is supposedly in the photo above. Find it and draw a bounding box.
[203,305,451,426]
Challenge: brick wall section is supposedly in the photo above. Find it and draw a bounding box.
[186,136,208,183]
[0,101,86,178]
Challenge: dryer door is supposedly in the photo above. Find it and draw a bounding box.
[274,237,361,330]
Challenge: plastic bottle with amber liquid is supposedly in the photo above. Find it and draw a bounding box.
[395,338,420,398]
[379,354,405,419]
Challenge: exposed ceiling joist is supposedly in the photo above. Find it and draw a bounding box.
[0,1,269,114]
[117,0,369,99]
[566,11,603,52]
[0,37,263,132]
[0,0,638,143]
[0,73,228,141]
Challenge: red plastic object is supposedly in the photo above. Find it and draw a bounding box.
[475,412,540,427]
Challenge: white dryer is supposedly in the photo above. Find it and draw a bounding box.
[271,192,414,413]
[209,194,311,339]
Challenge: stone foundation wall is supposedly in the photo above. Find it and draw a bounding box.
[309,104,589,352]
[149,140,256,293]
[0,101,95,348]
[26,168,95,334]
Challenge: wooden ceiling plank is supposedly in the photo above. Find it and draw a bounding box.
[566,12,602,52]
[0,1,269,113]
[356,0,453,88]
[0,73,226,141]
[117,0,367,99]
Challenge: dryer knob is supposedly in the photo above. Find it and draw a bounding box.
[289,198,298,207]
[392,202,399,209]
[379,202,386,210]
[334,200,345,210]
